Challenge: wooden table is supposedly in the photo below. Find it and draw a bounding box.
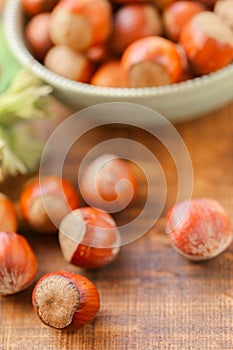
[0,101,233,350]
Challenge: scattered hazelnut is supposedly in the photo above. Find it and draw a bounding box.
[0,193,18,232]
[59,207,121,269]
[32,271,100,330]
[0,231,38,295]
[166,198,233,261]
[20,175,79,234]
[80,154,137,212]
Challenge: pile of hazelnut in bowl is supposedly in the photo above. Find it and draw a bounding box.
[3,0,233,121]
[22,0,233,87]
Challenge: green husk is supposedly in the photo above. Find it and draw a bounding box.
[0,68,53,125]
[0,23,54,180]
[0,124,43,178]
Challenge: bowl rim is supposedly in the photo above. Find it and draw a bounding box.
[3,0,233,98]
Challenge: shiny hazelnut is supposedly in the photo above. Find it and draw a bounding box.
[32,271,100,330]
[121,36,184,87]
[111,4,162,55]
[163,1,206,42]
[80,154,137,212]
[179,11,233,75]
[59,207,121,269]
[20,175,79,234]
[91,60,129,87]
[0,193,18,232]
[44,45,93,82]
[0,231,38,295]
[25,12,53,62]
[49,0,112,52]
[86,44,109,64]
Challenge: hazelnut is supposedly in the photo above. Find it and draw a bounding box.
[80,154,137,212]
[0,193,18,232]
[179,11,233,75]
[121,36,184,87]
[20,175,79,234]
[59,207,121,269]
[44,45,93,83]
[110,4,162,55]
[25,13,53,62]
[166,198,233,261]
[86,44,109,64]
[49,0,112,52]
[32,271,100,330]
[90,60,129,87]
[0,231,38,295]
[163,1,206,42]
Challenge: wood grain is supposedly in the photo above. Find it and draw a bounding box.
[0,101,233,350]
